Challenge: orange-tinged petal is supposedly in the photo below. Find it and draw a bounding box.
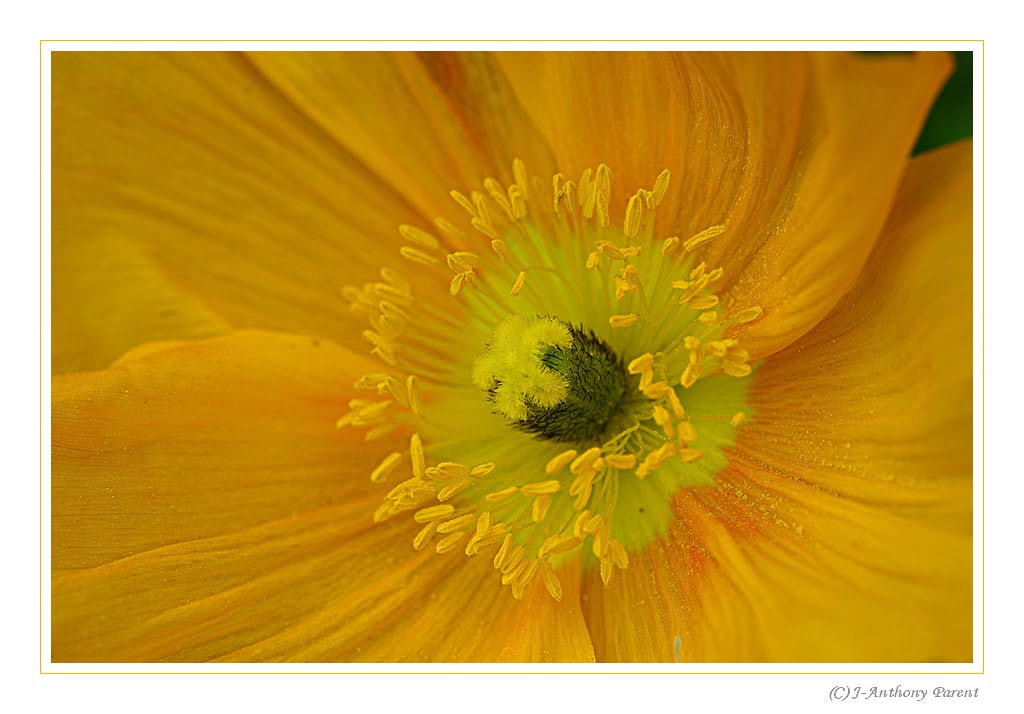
[52,329,389,572]
[54,503,593,662]
[248,53,557,229]
[498,52,952,358]
[53,52,433,372]
[52,328,594,662]
[583,142,972,662]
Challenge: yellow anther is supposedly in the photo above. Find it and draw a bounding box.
[666,388,686,419]
[520,480,561,497]
[723,361,753,377]
[516,559,540,590]
[574,483,593,512]
[582,513,605,534]
[406,374,421,415]
[609,313,639,328]
[593,522,610,558]
[627,353,654,374]
[651,169,670,207]
[501,560,525,586]
[546,449,578,475]
[540,561,563,601]
[677,421,698,445]
[586,252,600,269]
[570,447,603,474]
[410,433,426,479]
[414,504,455,524]
[364,423,397,441]
[510,271,527,297]
[569,469,596,497]
[705,339,736,357]
[573,510,590,538]
[548,536,583,556]
[449,189,477,216]
[508,185,527,219]
[471,462,497,477]
[732,306,764,324]
[595,164,612,227]
[370,452,403,484]
[486,486,519,502]
[434,216,466,243]
[596,240,625,260]
[623,191,644,238]
[476,511,492,535]
[560,181,577,213]
[379,377,407,407]
[688,294,720,310]
[437,478,472,501]
[491,238,509,260]
[513,157,529,199]
[471,191,490,223]
[373,502,397,523]
[502,545,526,574]
[600,558,614,587]
[532,495,553,522]
[638,368,653,391]
[470,216,500,240]
[437,513,476,534]
[493,533,513,569]
[386,476,429,500]
[413,521,437,551]
[683,225,726,252]
[642,380,672,399]
[436,462,470,478]
[608,539,629,569]
[400,245,442,267]
[398,224,442,251]
[698,311,719,324]
[484,177,514,218]
[446,252,481,274]
[652,405,675,437]
[661,236,680,257]
[604,454,637,469]
[680,362,701,389]
[731,412,747,427]
[678,448,704,463]
[435,531,468,554]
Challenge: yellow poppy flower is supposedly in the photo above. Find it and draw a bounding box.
[51,51,972,663]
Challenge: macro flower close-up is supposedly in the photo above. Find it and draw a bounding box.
[50,50,973,663]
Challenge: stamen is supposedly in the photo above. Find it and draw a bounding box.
[398,224,442,251]
[350,160,758,602]
[370,452,403,483]
[399,246,442,267]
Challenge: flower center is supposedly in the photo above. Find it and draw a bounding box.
[338,159,763,600]
[472,316,628,443]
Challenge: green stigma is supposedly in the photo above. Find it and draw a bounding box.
[472,315,627,442]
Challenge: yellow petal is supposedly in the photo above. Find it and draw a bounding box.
[53,505,594,662]
[52,329,387,571]
[582,142,972,662]
[53,53,443,371]
[497,52,952,359]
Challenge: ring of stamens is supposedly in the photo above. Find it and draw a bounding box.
[339,159,761,600]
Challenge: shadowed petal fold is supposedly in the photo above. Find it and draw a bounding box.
[52,330,386,571]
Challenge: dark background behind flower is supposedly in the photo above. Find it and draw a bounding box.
[915,51,973,154]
